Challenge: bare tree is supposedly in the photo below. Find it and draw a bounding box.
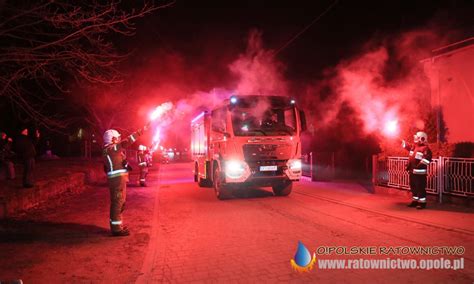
[76,83,140,136]
[0,0,173,130]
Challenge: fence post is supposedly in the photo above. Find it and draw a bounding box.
[438,156,443,204]
[309,152,313,181]
[372,154,378,185]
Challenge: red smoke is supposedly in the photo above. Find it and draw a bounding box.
[304,28,451,142]
[146,29,287,148]
[229,29,288,97]
[75,23,455,152]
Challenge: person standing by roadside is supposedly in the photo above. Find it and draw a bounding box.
[12,128,39,188]
[102,124,149,236]
[0,131,15,180]
[402,131,432,210]
[137,145,150,187]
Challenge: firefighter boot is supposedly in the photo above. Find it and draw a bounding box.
[407,201,418,208]
[112,226,130,237]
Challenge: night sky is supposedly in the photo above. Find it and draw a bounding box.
[128,0,472,83]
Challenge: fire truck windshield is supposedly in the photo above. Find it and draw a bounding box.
[231,106,297,136]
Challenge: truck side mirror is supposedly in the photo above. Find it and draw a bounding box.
[299,110,307,132]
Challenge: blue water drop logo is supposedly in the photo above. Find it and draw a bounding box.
[294,241,312,267]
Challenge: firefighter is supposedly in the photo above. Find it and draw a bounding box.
[12,128,38,188]
[137,145,150,187]
[103,125,148,236]
[402,131,432,209]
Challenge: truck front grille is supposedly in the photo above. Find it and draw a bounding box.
[243,144,279,161]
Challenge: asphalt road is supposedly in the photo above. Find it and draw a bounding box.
[1,163,472,283]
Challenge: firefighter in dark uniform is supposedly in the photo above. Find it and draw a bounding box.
[402,131,432,209]
[12,128,38,188]
[103,126,147,236]
[137,145,150,187]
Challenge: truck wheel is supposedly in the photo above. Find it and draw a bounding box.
[198,177,211,188]
[214,166,231,200]
[272,181,293,196]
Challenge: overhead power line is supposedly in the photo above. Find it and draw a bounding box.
[274,0,339,56]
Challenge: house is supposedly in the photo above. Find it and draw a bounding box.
[422,37,474,143]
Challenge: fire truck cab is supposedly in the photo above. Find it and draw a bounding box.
[191,95,306,199]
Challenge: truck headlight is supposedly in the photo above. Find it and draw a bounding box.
[225,160,247,179]
[288,159,302,171]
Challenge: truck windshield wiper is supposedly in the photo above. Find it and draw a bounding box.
[248,129,267,136]
[265,126,293,136]
[275,128,293,136]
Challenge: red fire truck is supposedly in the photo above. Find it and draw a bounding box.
[191,95,307,199]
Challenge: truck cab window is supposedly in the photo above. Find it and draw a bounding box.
[232,106,296,136]
[211,107,226,133]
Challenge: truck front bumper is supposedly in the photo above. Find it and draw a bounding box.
[224,160,301,185]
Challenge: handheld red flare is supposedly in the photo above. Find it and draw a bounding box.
[149,102,173,121]
[383,119,399,138]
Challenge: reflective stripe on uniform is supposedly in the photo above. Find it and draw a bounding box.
[110,220,122,225]
[140,179,146,182]
[415,152,424,160]
[107,155,113,171]
[418,198,427,203]
[139,162,147,166]
[114,145,118,151]
[413,169,427,174]
[412,196,419,200]
[107,169,127,178]
[130,135,136,142]
[421,159,430,165]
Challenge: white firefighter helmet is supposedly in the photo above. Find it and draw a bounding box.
[138,145,147,151]
[103,129,121,146]
[414,131,428,144]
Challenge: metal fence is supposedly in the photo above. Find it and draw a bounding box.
[301,152,336,181]
[374,156,474,200]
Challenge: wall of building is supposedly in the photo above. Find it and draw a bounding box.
[423,43,474,143]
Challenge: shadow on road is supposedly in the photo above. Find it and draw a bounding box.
[0,219,109,244]
[230,187,275,200]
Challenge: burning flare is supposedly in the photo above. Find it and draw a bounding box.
[149,102,173,121]
[151,127,161,152]
[383,119,399,138]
